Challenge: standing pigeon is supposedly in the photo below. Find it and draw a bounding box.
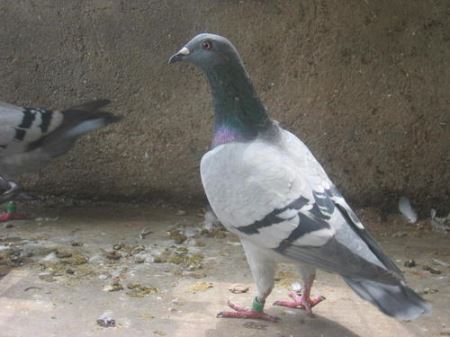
[0,99,120,221]
[169,34,431,321]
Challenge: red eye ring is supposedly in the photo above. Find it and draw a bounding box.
[201,40,212,50]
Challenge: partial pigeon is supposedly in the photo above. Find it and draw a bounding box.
[0,99,120,219]
[169,34,431,321]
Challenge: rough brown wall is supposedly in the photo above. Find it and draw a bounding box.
[0,1,448,212]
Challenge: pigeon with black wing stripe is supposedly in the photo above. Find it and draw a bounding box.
[169,34,431,321]
[0,99,120,221]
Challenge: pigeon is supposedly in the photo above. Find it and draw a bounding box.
[169,34,431,321]
[0,99,121,220]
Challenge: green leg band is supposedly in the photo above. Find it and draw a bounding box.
[5,201,16,213]
[251,296,265,312]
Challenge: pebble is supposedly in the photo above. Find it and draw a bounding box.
[55,249,72,259]
[404,259,416,268]
[423,265,442,274]
[228,284,249,294]
[134,256,145,264]
[420,287,439,295]
[103,281,124,292]
[105,250,121,260]
[97,311,116,328]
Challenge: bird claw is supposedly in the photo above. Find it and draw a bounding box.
[217,300,280,322]
[0,211,27,222]
[273,291,325,314]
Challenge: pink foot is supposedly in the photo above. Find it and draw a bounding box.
[217,300,280,322]
[273,291,325,314]
[0,211,27,222]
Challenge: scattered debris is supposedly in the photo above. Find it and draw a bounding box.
[203,207,221,229]
[70,241,83,247]
[391,231,408,238]
[96,311,116,328]
[104,250,122,261]
[419,287,439,295]
[113,243,123,250]
[275,271,298,288]
[131,245,145,255]
[55,249,72,259]
[153,247,204,270]
[201,225,227,239]
[404,259,417,268]
[139,227,152,240]
[24,286,42,292]
[66,268,75,275]
[39,272,57,282]
[431,209,450,233]
[176,209,187,216]
[4,222,14,229]
[134,256,145,264]
[398,197,418,224]
[243,321,268,330]
[187,281,213,293]
[167,228,187,244]
[291,282,302,292]
[98,274,109,280]
[432,258,450,268]
[65,254,88,266]
[423,265,442,274]
[228,284,249,294]
[0,246,24,267]
[103,280,124,292]
[185,238,205,247]
[35,217,59,222]
[181,270,207,279]
[126,283,158,297]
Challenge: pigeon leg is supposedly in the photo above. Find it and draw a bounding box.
[217,239,279,322]
[0,201,27,222]
[273,269,325,314]
[0,176,28,222]
[217,298,279,322]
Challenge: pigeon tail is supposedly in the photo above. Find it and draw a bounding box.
[343,277,431,320]
[27,99,121,157]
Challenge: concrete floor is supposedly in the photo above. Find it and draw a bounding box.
[0,204,448,337]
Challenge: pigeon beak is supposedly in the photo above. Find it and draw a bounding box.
[168,47,190,64]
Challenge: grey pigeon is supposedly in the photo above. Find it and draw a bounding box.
[0,99,120,215]
[169,34,431,321]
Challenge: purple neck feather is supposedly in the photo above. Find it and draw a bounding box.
[212,125,245,147]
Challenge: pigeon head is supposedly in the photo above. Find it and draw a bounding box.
[168,33,241,70]
[169,33,274,147]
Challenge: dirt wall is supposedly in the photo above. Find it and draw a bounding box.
[0,1,448,213]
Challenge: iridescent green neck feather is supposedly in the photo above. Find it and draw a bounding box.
[206,60,272,146]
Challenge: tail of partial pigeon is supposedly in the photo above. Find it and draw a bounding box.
[27,99,121,158]
[344,277,431,320]
[0,99,121,176]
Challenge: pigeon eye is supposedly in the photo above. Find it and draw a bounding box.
[201,40,212,50]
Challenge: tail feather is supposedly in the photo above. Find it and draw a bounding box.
[344,277,431,320]
[27,99,121,157]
